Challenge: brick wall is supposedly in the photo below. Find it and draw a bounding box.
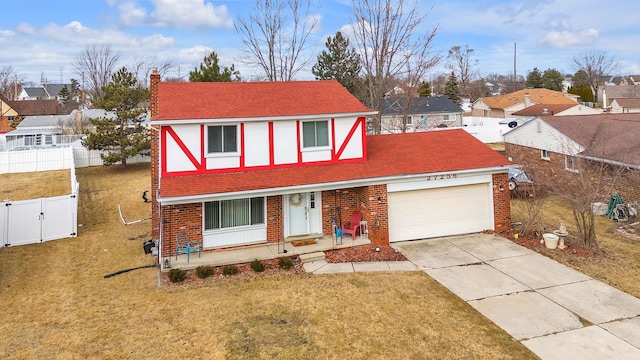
[320,186,389,246]
[160,203,203,256]
[150,70,160,240]
[266,195,283,243]
[492,173,512,233]
[506,143,640,205]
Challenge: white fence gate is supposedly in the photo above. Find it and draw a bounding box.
[1,194,78,247]
[1,151,80,247]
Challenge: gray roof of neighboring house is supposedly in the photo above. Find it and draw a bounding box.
[381,96,462,115]
[22,87,48,98]
[543,113,640,167]
[602,85,640,99]
[16,114,70,128]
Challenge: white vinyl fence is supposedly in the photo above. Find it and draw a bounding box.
[0,145,150,174]
[1,159,79,247]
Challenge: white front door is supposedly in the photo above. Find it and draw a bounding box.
[287,193,309,236]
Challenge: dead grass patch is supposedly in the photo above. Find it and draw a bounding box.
[0,163,536,359]
[0,169,71,200]
[511,197,640,298]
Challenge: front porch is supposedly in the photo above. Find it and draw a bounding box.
[166,234,371,270]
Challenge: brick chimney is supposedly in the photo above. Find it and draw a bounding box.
[150,69,160,241]
[150,69,160,118]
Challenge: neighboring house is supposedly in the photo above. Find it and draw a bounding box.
[3,109,126,150]
[599,85,640,108]
[4,114,72,150]
[17,84,74,101]
[609,98,640,114]
[503,114,640,203]
[379,96,463,132]
[511,103,601,119]
[0,95,20,131]
[472,88,579,118]
[149,72,513,269]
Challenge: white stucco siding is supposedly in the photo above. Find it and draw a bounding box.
[165,124,200,172]
[333,116,363,160]
[273,121,298,165]
[243,122,270,167]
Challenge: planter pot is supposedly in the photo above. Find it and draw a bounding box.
[543,233,559,249]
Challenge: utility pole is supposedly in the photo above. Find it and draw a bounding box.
[513,42,517,92]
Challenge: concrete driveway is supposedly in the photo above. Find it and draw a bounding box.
[393,233,640,360]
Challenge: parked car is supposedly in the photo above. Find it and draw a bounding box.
[508,168,533,193]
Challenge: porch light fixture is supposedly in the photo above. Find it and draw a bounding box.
[375,246,380,252]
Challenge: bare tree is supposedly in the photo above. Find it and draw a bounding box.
[572,50,619,102]
[351,0,440,134]
[129,55,177,88]
[72,44,121,99]
[447,45,477,98]
[0,66,24,100]
[235,0,318,81]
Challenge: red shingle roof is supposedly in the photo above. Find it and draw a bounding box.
[512,104,575,116]
[159,129,512,199]
[153,80,374,120]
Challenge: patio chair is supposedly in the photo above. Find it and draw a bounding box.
[175,232,201,263]
[342,211,362,240]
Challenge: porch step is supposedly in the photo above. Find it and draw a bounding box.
[299,252,326,264]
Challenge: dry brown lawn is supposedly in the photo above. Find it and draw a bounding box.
[0,169,71,200]
[0,164,536,359]
[512,197,640,298]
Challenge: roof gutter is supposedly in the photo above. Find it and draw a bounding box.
[152,111,379,125]
[157,165,510,205]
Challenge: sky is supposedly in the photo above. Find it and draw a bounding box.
[2,0,640,86]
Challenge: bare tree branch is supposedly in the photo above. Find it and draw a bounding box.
[72,44,121,99]
[351,0,440,134]
[235,0,318,81]
[0,66,24,100]
[572,50,619,102]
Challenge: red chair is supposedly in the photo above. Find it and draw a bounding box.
[342,211,362,240]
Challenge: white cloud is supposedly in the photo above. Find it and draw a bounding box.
[147,0,234,29]
[538,28,599,48]
[16,23,36,35]
[118,2,148,27]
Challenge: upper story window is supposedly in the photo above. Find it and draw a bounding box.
[302,120,329,148]
[405,116,413,126]
[207,125,237,154]
[541,149,550,160]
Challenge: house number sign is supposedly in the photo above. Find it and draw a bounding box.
[425,173,458,181]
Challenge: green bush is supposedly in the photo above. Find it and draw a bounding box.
[250,258,266,272]
[222,264,238,276]
[278,256,293,270]
[168,268,186,283]
[195,265,214,279]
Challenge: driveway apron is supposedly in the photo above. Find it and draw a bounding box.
[393,233,640,360]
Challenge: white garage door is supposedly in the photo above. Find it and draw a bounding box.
[388,183,492,242]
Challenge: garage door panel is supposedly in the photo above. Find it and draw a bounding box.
[388,183,492,242]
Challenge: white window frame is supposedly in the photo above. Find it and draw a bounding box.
[206,124,239,157]
[565,155,579,173]
[541,149,550,160]
[301,120,330,150]
[405,115,413,126]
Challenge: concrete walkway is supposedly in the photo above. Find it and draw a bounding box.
[302,259,419,274]
[393,233,640,360]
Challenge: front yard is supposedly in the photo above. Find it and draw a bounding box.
[0,164,535,359]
